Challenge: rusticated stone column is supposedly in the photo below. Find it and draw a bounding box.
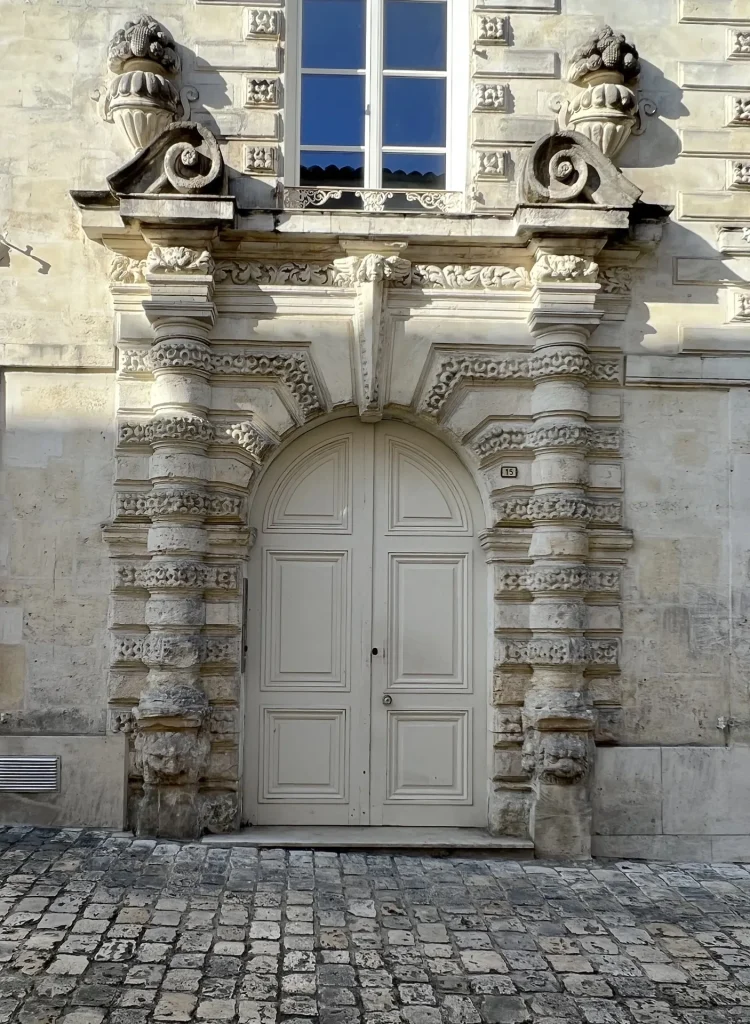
[521,250,603,859]
[133,242,219,838]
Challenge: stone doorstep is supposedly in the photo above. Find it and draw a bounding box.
[198,826,535,857]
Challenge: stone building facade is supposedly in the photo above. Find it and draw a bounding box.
[1,0,750,860]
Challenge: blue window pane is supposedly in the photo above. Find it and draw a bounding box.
[383,153,445,189]
[300,150,364,186]
[302,0,365,69]
[385,1,446,71]
[301,74,365,146]
[383,78,446,147]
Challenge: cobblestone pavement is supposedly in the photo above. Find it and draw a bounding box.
[4,830,750,1023]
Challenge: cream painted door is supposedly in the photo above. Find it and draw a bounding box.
[244,418,487,827]
[369,422,487,826]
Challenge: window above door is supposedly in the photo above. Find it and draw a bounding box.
[284,0,469,211]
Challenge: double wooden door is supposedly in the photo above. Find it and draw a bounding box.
[243,419,487,826]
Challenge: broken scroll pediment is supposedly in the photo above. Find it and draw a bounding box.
[520,129,642,208]
[107,120,225,197]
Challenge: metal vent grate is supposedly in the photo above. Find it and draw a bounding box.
[0,756,61,792]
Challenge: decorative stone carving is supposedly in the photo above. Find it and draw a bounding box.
[117,345,324,418]
[214,260,349,287]
[520,130,642,207]
[472,423,620,456]
[476,151,509,178]
[477,15,510,44]
[495,565,620,594]
[110,254,146,284]
[148,339,212,373]
[209,352,324,417]
[245,78,280,107]
[531,254,598,284]
[107,121,224,196]
[495,709,523,745]
[598,265,634,294]
[474,83,508,111]
[421,352,619,415]
[522,731,590,785]
[115,488,245,522]
[118,415,213,447]
[112,634,240,666]
[222,420,274,460]
[244,146,277,174]
[110,709,135,733]
[407,265,530,290]
[493,494,621,526]
[499,637,618,666]
[734,293,750,321]
[108,15,180,75]
[104,16,180,150]
[245,8,280,36]
[557,26,640,160]
[145,246,214,275]
[114,561,239,591]
[135,728,211,786]
[331,254,411,420]
[731,31,750,57]
[729,97,750,125]
[732,162,750,188]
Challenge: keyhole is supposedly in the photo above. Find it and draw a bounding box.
[371,648,378,656]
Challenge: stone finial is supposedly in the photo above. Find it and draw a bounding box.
[108,15,180,75]
[568,25,639,85]
[104,15,182,152]
[556,26,642,161]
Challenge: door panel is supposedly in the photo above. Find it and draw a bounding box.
[389,553,468,689]
[370,422,487,827]
[386,709,471,803]
[244,418,487,828]
[261,707,348,802]
[263,550,349,689]
[245,421,373,825]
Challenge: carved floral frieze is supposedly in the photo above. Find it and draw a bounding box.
[421,353,619,414]
[114,561,239,591]
[114,487,245,522]
[472,424,620,457]
[495,565,621,594]
[498,637,619,666]
[118,347,324,418]
[493,493,621,526]
[117,415,274,460]
[112,634,240,666]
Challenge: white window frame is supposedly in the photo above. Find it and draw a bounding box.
[284,0,469,194]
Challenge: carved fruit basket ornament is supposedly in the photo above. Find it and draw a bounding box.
[556,25,641,161]
[104,15,182,151]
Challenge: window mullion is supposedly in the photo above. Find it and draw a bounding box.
[365,0,384,189]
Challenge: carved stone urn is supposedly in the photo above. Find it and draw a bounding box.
[104,15,180,151]
[561,26,640,160]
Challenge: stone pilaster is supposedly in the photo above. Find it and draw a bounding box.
[132,241,219,838]
[521,250,603,859]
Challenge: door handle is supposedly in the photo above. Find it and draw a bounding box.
[382,695,393,706]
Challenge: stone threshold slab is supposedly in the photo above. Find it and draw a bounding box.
[201,826,534,856]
